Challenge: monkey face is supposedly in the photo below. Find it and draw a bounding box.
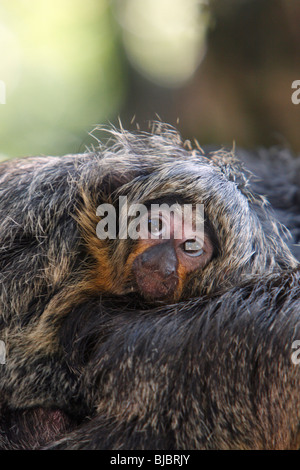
[127,206,214,301]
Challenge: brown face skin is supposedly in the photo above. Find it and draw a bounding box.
[130,207,214,301]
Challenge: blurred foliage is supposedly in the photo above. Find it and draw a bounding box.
[0,0,299,160]
[0,0,126,158]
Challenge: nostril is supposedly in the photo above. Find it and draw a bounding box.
[139,243,178,276]
[163,262,177,277]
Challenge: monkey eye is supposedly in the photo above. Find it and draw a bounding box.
[148,217,165,237]
[182,239,204,257]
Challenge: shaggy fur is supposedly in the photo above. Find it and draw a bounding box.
[0,122,299,449]
[47,269,300,450]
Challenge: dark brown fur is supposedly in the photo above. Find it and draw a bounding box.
[49,269,300,450]
[0,123,299,449]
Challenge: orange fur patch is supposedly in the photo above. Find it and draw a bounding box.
[122,240,153,281]
[74,190,120,294]
[174,263,187,301]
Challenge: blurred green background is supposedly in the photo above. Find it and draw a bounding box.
[0,0,299,160]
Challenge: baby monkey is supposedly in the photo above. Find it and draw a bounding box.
[78,125,296,305]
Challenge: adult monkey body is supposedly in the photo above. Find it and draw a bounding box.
[0,123,299,449]
[1,271,300,450]
[48,270,300,450]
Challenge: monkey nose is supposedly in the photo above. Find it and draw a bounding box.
[133,243,179,300]
[140,242,178,278]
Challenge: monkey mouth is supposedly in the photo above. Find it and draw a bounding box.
[135,272,178,301]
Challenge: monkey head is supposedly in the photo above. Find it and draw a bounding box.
[76,125,297,304]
